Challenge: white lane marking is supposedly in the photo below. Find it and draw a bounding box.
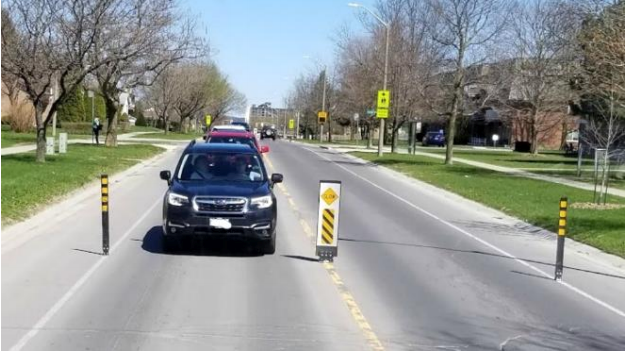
[10,198,162,351]
[300,145,626,318]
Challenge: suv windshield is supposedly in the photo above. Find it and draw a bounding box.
[208,136,256,149]
[177,152,265,182]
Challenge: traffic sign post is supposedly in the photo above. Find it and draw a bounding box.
[316,180,341,262]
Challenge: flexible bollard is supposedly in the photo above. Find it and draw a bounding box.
[555,197,568,281]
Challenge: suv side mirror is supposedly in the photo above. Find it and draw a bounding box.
[260,145,270,154]
[160,170,171,185]
[271,173,283,184]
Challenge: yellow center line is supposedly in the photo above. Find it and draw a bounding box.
[263,153,384,351]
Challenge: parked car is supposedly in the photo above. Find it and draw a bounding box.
[422,131,445,147]
[206,130,269,154]
[159,141,283,254]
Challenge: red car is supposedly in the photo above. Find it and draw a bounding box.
[205,131,269,154]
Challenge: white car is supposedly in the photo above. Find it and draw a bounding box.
[211,125,246,132]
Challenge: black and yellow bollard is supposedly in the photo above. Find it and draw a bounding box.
[101,174,110,255]
[555,197,568,281]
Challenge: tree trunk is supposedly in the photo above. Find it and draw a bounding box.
[35,111,47,163]
[351,121,355,141]
[391,117,398,153]
[164,118,170,135]
[530,107,539,155]
[327,114,332,142]
[105,97,119,147]
[446,85,461,165]
[446,49,465,165]
[559,114,568,150]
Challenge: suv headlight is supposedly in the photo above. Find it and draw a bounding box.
[168,192,189,206]
[251,195,273,209]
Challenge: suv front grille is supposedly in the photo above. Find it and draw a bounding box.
[194,197,247,214]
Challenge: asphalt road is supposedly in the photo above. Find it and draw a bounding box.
[2,139,625,350]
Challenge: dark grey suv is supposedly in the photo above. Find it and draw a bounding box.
[159,141,283,254]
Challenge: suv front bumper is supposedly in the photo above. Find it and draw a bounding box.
[164,206,276,240]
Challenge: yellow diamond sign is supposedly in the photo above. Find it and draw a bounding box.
[321,188,338,206]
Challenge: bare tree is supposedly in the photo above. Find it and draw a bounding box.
[172,63,214,133]
[146,61,245,134]
[1,0,123,162]
[506,0,579,154]
[428,0,513,164]
[91,0,205,146]
[146,65,180,134]
[205,75,246,124]
[575,0,624,203]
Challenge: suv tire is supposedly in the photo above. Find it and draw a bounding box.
[260,233,276,255]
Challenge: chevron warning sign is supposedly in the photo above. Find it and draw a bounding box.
[321,209,335,244]
[316,180,341,261]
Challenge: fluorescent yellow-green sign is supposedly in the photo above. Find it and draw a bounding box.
[377,90,390,109]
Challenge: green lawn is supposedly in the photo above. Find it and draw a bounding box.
[352,152,625,258]
[134,131,201,140]
[2,144,164,224]
[416,148,595,170]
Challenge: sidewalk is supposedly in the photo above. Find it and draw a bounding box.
[315,143,625,198]
[0,132,189,156]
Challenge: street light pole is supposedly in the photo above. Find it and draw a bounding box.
[320,66,327,143]
[283,109,287,138]
[349,3,390,157]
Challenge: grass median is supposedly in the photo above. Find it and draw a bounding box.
[2,143,165,225]
[352,152,625,258]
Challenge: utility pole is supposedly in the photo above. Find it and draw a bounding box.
[349,3,390,157]
[320,66,327,143]
[380,18,390,157]
[283,109,287,138]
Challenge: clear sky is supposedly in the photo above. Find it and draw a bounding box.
[181,0,377,114]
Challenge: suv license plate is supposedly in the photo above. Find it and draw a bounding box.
[209,218,232,229]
